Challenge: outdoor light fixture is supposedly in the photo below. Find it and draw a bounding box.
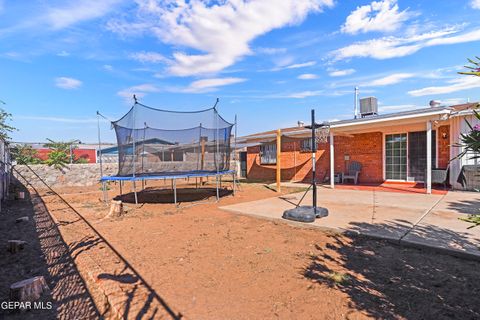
[442,132,448,139]
[282,109,329,223]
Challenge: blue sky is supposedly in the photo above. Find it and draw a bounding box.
[2,0,480,143]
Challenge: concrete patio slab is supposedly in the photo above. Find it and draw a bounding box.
[221,187,480,259]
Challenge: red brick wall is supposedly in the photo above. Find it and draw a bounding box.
[246,132,383,183]
[437,125,450,169]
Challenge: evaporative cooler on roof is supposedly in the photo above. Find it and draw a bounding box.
[359,97,378,118]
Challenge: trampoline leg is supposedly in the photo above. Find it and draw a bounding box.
[142,179,145,190]
[173,179,177,204]
[102,182,108,203]
[133,180,138,205]
[216,175,219,201]
[232,173,236,196]
[119,181,123,198]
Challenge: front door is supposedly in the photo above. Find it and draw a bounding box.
[407,131,436,182]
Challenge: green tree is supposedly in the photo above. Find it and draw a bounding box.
[43,139,77,170]
[11,145,42,164]
[0,108,17,141]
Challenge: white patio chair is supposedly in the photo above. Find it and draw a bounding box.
[342,161,362,185]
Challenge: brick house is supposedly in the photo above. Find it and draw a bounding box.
[238,102,479,193]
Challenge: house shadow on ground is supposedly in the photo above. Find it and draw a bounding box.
[303,220,480,319]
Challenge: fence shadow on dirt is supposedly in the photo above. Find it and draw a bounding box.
[302,220,480,319]
[0,178,100,319]
[14,165,184,319]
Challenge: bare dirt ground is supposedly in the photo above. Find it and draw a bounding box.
[3,177,480,319]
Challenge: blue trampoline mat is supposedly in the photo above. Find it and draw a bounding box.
[100,170,235,182]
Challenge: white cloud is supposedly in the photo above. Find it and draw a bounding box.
[55,77,82,89]
[332,25,480,61]
[363,72,415,87]
[298,73,318,80]
[109,0,333,76]
[129,51,168,64]
[440,98,468,105]
[471,0,480,9]
[285,61,317,69]
[329,69,356,77]
[56,50,70,57]
[184,77,247,93]
[408,77,480,96]
[257,47,287,55]
[46,0,122,30]
[103,64,114,71]
[117,83,161,101]
[342,0,413,34]
[287,90,323,98]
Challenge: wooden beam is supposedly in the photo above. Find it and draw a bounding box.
[276,129,281,192]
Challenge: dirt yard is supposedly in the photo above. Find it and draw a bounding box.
[2,177,480,319]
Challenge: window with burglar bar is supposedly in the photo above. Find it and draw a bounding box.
[260,143,276,164]
[300,138,313,152]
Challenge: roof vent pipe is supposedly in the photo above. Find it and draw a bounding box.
[354,86,359,119]
[429,100,441,108]
[297,121,304,127]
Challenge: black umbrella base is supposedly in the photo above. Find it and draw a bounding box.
[282,206,329,223]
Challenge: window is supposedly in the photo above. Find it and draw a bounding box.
[159,150,184,162]
[300,138,313,152]
[260,143,276,164]
[385,133,407,180]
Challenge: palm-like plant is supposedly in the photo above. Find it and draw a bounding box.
[458,56,480,76]
[456,57,480,228]
[43,139,78,170]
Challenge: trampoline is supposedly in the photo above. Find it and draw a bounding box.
[98,97,237,204]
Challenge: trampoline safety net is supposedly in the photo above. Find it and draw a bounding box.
[112,101,233,177]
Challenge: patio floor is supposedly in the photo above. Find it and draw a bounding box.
[221,186,480,258]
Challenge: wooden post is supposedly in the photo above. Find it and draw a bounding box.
[108,200,123,217]
[10,276,49,302]
[330,132,335,189]
[276,129,281,192]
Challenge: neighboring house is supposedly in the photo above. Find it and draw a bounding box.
[238,102,479,193]
[13,143,113,164]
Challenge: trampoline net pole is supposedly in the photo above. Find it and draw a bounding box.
[174,178,177,204]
